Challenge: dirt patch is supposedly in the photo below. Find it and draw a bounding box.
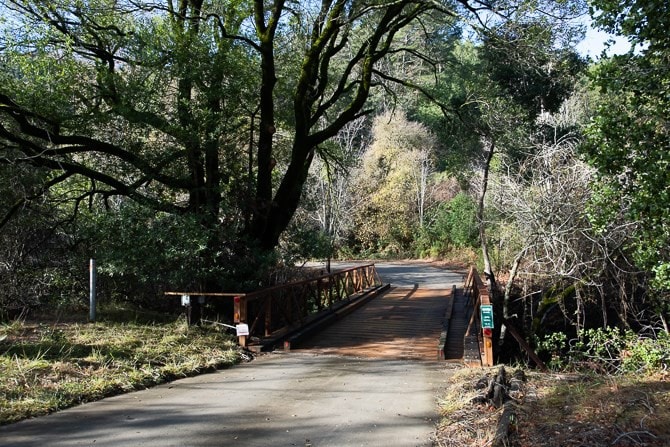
[436,368,670,447]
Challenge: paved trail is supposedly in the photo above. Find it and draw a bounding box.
[1,262,463,447]
[319,261,466,290]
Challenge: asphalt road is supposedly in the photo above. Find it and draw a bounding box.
[1,353,456,447]
[0,262,464,447]
[315,260,466,289]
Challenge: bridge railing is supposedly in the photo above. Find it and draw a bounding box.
[464,266,494,367]
[167,263,382,346]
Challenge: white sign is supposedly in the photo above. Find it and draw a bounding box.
[181,295,190,306]
[236,324,249,336]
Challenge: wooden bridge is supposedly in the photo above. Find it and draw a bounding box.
[167,263,494,366]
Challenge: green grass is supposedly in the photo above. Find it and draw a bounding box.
[0,319,240,425]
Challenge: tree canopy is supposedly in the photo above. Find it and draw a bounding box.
[585,0,670,295]
[0,0,464,254]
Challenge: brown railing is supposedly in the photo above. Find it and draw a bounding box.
[166,263,382,346]
[464,266,494,367]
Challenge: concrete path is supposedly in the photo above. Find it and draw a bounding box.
[0,353,455,447]
[312,260,466,289]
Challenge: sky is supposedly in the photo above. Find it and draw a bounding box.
[576,24,632,58]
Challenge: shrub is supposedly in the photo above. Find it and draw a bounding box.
[537,327,670,374]
[415,192,478,257]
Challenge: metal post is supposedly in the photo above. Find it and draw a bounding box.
[89,258,96,322]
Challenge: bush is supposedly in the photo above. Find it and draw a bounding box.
[415,192,478,257]
[0,206,86,319]
[77,203,267,309]
[536,327,670,374]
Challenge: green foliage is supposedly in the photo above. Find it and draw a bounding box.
[620,331,670,373]
[415,192,478,257]
[537,327,670,374]
[481,19,587,119]
[0,165,86,318]
[442,193,479,248]
[584,0,670,295]
[571,327,627,365]
[78,202,249,304]
[280,220,333,265]
[591,0,669,49]
[535,331,569,370]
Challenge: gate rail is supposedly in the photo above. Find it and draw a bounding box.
[166,263,382,347]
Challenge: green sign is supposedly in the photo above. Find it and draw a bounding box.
[480,304,494,329]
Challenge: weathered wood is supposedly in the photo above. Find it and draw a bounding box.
[492,365,506,408]
[469,366,526,445]
[492,400,516,447]
[464,266,494,367]
[505,321,548,372]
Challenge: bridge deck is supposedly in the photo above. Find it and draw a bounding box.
[295,286,455,361]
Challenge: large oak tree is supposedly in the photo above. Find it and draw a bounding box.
[0,0,463,253]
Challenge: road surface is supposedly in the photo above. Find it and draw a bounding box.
[314,260,466,289]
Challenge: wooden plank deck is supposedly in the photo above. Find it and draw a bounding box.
[295,286,454,361]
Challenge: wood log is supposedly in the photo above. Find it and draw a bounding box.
[469,366,524,445]
[492,365,506,408]
[505,321,548,371]
[492,400,516,447]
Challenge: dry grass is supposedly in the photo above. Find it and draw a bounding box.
[436,367,670,447]
[0,317,240,425]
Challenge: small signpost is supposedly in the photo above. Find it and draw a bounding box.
[89,259,96,322]
[480,304,494,329]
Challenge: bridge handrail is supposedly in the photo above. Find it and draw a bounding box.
[464,266,494,367]
[165,263,379,300]
[243,263,379,300]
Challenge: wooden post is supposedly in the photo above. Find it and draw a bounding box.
[234,296,248,347]
[470,267,494,367]
[482,330,494,367]
[264,296,272,336]
[480,295,494,367]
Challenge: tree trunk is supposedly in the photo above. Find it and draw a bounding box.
[251,42,277,242]
[257,142,316,250]
[478,140,497,292]
[250,2,283,247]
[500,248,526,345]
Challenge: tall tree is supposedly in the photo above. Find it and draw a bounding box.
[0,0,459,256]
[585,0,670,308]
[351,110,436,255]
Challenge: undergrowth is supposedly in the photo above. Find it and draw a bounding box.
[535,326,670,374]
[436,367,670,447]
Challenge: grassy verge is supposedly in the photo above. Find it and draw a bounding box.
[0,317,240,425]
[436,368,670,447]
